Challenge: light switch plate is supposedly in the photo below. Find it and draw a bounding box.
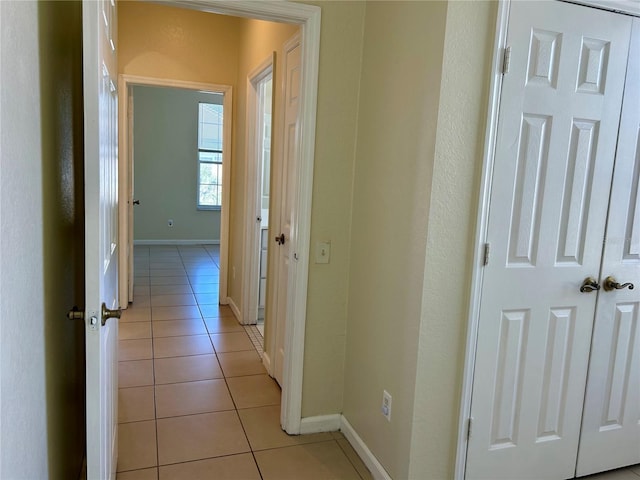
[315,241,331,264]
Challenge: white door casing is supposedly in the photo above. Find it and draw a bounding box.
[465,2,632,479]
[576,18,640,476]
[271,33,301,387]
[83,0,120,477]
[117,75,233,308]
[243,55,275,326]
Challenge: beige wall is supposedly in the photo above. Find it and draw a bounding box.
[409,2,497,478]
[342,2,447,478]
[1,1,86,478]
[118,2,241,84]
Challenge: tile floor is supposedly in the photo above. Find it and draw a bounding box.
[117,245,371,480]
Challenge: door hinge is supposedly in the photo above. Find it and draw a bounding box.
[483,243,490,266]
[502,46,511,74]
[467,418,473,440]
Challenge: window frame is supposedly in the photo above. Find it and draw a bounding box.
[197,102,224,210]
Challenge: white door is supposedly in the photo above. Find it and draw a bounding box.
[466,2,632,479]
[576,18,640,477]
[272,34,301,386]
[83,0,120,478]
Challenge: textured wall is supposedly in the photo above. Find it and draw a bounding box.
[409,2,497,478]
[1,1,86,478]
[342,2,447,478]
[132,85,222,242]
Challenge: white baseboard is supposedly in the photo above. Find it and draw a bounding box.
[134,239,220,246]
[227,297,241,321]
[262,351,272,375]
[340,416,392,480]
[299,414,341,434]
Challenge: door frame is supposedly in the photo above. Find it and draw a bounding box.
[126,0,320,435]
[242,54,275,327]
[455,1,640,479]
[117,75,233,307]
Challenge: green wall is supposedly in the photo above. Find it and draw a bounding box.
[133,85,222,242]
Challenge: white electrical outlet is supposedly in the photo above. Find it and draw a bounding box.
[168,219,174,227]
[382,390,392,421]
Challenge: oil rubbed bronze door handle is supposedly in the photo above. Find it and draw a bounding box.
[275,233,285,245]
[602,276,635,292]
[580,277,601,293]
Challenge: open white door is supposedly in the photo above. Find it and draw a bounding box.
[466,2,631,479]
[83,0,120,478]
[576,18,640,477]
[271,34,301,386]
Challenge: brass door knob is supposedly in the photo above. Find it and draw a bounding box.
[580,277,600,293]
[101,302,122,326]
[602,276,634,292]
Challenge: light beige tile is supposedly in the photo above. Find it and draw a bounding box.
[254,441,361,480]
[204,316,244,333]
[153,335,213,358]
[156,411,250,465]
[119,386,155,423]
[190,283,218,294]
[199,304,232,317]
[119,360,153,388]
[210,332,254,353]
[154,354,222,384]
[150,261,183,269]
[336,438,373,480]
[121,308,151,323]
[133,285,150,297]
[194,293,217,305]
[188,274,219,283]
[129,296,151,308]
[134,276,150,286]
[239,405,333,451]
[155,379,234,418]
[588,469,640,480]
[149,276,189,286]
[150,268,186,277]
[158,453,260,480]
[116,467,158,480]
[119,339,153,361]
[152,318,207,338]
[151,294,197,307]
[152,305,202,321]
[226,374,281,409]
[217,350,266,378]
[150,284,192,296]
[117,420,157,472]
[119,322,152,340]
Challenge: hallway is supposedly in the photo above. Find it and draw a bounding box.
[116,245,371,479]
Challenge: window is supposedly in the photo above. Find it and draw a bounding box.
[197,102,223,209]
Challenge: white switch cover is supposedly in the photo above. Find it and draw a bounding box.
[315,241,331,264]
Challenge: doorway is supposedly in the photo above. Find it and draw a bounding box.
[116,1,321,435]
[459,2,640,479]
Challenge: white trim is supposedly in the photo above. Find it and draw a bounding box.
[242,54,275,326]
[562,0,640,16]
[454,2,510,480]
[133,239,220,246]
[117,74,232,309]
[262,350,272,376]
[299,414,341,434]
[340,416,392,480]
[226,296,242,322]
